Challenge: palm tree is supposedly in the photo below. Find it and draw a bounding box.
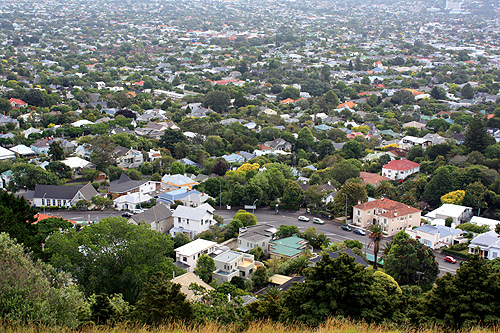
[368,224,384,270]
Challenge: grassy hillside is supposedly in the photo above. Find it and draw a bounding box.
[0,319,498,333]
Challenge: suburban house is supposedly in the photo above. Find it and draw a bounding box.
[61,156,94,175]
[470,216,500,231]
[162,174,199,189]
[171,272,214,301]
[170,203,215,239]
[9,98,27,108]
[212,250,255,284]
[237,224,277,253]
[31,139,51,155]
[424,204,473,225]
[129,204,173,234]
[263,138,292,152]
[32,183,98,208]
[174,238,220,272]
[268,236,309,259]
[9,144,36,158]
[0,146,15,160]
[382,159,420,180]
[157,188,212,207]
[398,136,432,150]
[406,224,466,250]
[352,198,422,236]
[468,231,500,260]
[109,173,160,196]
[113,192,152,211]
[1,170,13,189]
[114,146,144,169]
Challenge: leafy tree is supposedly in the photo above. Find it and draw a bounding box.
[282,179,304,206]
[419,255,500,327]
[430,86,447,100]
[445,217,453,228]
[495,223,500,234]
[45,217,180,303]
[195,254,216,283]
[462,181,488,212]
[342,140,363,159]
[276,225,299,238]
[464,115,495,153]
[296,127,315,151]
[390,90,415,105]
[282,253,403,324]
[461,83,474,99]
[333,182,367,218]
[90,294,114,324]
[89,136,117,170]
[0,190,38,253]
[173,232,191,248]
[422,166,457,207]
[245,287,284,322]
[384,231,439,291]
[233,210,257,227]
[131,272,193,325]
[0,233,89,327]
[324,90,339,107]
[203,90,231,113]
[248,246,264,261]
[48,141,65,161]
[170,161,186,175]
[250,266,269,290]
[46,161,72,179]
[440,190,465,205]
[331,159,361,184]
[159,128,187,152]
[140,162,153,175]
[212,159,228,176]
[81,168,100,181]
[10,164,61,191]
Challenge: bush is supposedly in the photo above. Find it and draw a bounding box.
[442,247,470,260]
[91,182,99,190]
[449,243,468,251]
[278,204,300,211]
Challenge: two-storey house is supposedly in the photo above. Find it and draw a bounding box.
[170,203,215,239]
[212,250,255,284]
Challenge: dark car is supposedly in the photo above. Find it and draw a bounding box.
[121,212,133,218]
[353,229,366,236]
[341,225,352,231]
[444,256,457,264]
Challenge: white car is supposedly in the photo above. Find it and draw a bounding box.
[298,216,310,222]
[313,217,325,224]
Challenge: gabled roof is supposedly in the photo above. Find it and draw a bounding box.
[382,158,419,171]
[130,204,172,225]
[172,203,214,220]
[354,198,421,217]
[109,173,147,194]
[34,183,97,200]
[310,248,369,267]
[171,272,214,301]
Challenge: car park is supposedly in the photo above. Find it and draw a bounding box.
[313,217,324,224]
[298,216,310,222]
[341,225,352,231]
[353,229,366,236]
[444,256,457,264]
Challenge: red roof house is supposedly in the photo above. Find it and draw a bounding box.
[382,159,420,181]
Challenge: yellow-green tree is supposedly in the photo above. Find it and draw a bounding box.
[440,190,465,205]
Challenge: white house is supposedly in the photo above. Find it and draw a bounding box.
[114,146,144,169]
[406,224,465,250]
[113,192,152,212]
[237,224,277,253]
[425,204,473,225]
[382,159,420,180]
[33,183,98,208]
[174,239,219,272]
[61,156,94,175]
[170,203,215,239]
[470,216,500,231]
[0,146,16,160]
[468,231,500,260]
[212,251,255,284]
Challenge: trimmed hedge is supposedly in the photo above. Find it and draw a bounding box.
[442,248,471,260]
[278,204,300,211]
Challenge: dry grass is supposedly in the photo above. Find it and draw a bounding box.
[0,319,499,333]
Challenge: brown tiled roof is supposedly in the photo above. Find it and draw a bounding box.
[382,158,419,171]
[360,172,389,186]
[354,198,421,217]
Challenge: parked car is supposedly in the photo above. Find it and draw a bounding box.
[313,217,324,224]
[341,225,352,231]
[298,216,310,222]
[353,229,366,236]
[444,256,457,264]
[121,212,133,218]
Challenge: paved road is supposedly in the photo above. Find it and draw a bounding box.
[216,208,458,277]
[53,207,458,276]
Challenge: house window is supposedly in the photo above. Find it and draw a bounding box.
[178,217,181,223]
[409,215,413,220]
[183,257,187,262]
[186,219,189,224]
[57,200,61,206]
[493,252,498,258]
[41,199,44,206]
[357,210,361,216]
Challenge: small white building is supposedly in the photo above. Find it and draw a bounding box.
[470,216,500,231]
[174,239,219,272]
[170,203,215,239]
[382,159,420,180]
[237,224,277,253]
[425,204,473,225]
[468,231,500,260]
[406,224,465,250]
[113,192,152,212]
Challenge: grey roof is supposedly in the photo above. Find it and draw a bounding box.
[172,203,214,220]
[278,276,306,291]
[130,204,172,225]
[214,250,241,263]
[310,248,369,268]
[470,231,500,248]
[415,224,463,238]
[34,183,97,200]
[109,173,147,194]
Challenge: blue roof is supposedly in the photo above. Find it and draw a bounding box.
[315,124,332,131]
[158,189,202,203]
